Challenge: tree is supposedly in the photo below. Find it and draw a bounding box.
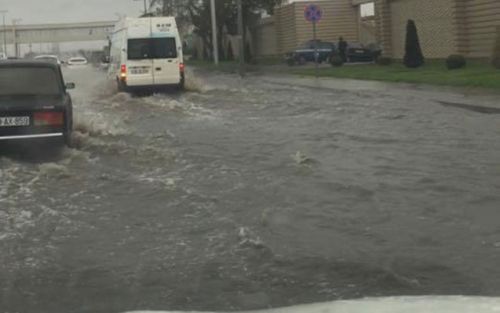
[186,0,282,61]
[227,40,234,61]
[492,26,500,69]
[403,20,424,68]
[149,0,192,33]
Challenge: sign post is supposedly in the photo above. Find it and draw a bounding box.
[304,4,322,77]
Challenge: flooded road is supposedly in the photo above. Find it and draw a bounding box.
[1,67,500,313]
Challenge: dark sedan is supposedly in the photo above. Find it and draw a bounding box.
[285,40,337,65]
[346,42,382,63]
[0,61,75,147]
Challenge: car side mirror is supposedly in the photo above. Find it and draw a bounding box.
[66,82,76,90]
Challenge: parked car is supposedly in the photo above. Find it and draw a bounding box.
[285,40,337,66]
[0,61,75,146]
[67,57,88,67]
[346,42,382,63]
[34,54,62,65]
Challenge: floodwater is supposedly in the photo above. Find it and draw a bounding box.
[1,67,499,313]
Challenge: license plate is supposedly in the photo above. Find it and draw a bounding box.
[131,68,149,74]
[355,50,364,53]
[0,116,30,127]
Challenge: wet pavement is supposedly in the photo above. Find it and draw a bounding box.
[1,67,500,313]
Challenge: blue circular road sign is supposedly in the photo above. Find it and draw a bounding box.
[304,4,322,23]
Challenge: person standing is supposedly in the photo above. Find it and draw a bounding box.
[338,37,348,63]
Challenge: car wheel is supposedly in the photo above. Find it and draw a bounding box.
[117,79,126,93]
[64,130,73,148]
[64,115,73,148]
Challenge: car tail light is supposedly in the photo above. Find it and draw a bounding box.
[34,112,64,127]
[120,64,127,79]
[179,63,185,73]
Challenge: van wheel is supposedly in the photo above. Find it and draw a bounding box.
[177,74,185,91]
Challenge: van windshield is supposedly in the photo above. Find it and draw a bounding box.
[128,38,177,60]
[0,67,61,96]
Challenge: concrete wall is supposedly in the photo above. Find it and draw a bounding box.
[253,17,279,57]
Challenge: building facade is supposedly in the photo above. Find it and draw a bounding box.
[243,0,500,60]
[375,0,500,58]
[253,0,370,58]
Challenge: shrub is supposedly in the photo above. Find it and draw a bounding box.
[403,20,425,68]
[191,48,198,60]
[446,54,466,70]
[377,57,393,66]
[492,27,500,69]
[330,55,344,67]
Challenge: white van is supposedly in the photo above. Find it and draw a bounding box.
[109,17,184,92]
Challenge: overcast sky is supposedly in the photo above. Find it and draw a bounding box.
[0,0,144,24]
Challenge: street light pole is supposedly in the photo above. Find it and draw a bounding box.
[210,0,219,65]
[12,18,22,58]
[236,0,245,76]
[0,10,8,55]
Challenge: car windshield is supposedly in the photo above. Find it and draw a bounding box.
[0,67,60,96]
[128,38,177,59]
[2,1,500,313]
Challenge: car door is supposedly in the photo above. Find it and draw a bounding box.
[151,37,180,85]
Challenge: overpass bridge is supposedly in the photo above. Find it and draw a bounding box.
[0,20,117,56]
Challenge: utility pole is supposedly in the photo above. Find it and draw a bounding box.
[0,10,8,56]
[210,0,219,65]
[12,18,22,58]
[236,0,245,76]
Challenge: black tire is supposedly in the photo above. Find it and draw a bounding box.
[64,114,73,148]
[64,130,73,148]
[177,73,185,91]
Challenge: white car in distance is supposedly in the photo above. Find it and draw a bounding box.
[67,57,88,67]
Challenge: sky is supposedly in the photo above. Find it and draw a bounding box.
[0,0,144,24]
[1,0,374,25]
[0,0,145,54]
